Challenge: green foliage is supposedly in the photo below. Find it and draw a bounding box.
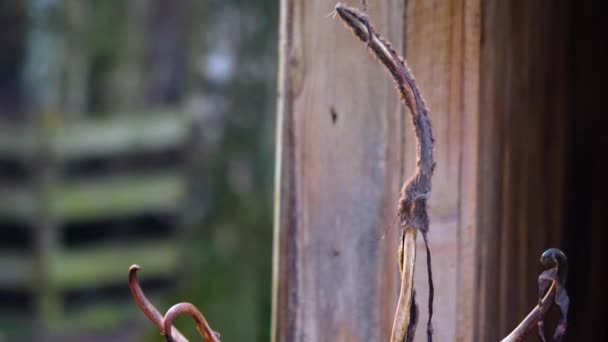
[162,0,279,340]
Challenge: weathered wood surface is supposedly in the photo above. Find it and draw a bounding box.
[0,240,178,289]
[272,0,483,340]
[403,0,481,341]
[0,113,186,338]
[405,1,569,340]
[272,1,405,341]
[0,173,183,223]
[273,0,569,341]
[477,1,569,340]
[0,113,185,161]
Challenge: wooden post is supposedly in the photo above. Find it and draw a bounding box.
[64,0,89,116]
[273,0,568,341]
[477,1,569,340]
[23,0,65,336]
[272,0,483,340]
[403,1,481,341]
[404,0,568,340]
[272,1,405,341]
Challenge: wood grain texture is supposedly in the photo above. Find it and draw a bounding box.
[478,1,569,340]
[272,1,405,341]
[273,0,568,341]
[403,0,481,341]
[391,228,417,342]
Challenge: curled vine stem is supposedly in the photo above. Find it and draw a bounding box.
[129,264,210,342]
[163,302,221,342]
[501,248,569,342]
[335,3,436,342]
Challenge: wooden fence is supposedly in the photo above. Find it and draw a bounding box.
[0,113,186,338]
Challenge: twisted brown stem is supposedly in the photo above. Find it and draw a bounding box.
[335,4,435,342]
[129,265,188,342]
[128,265,189,342]
[501,248,569,342]
[501,283,556,342]
[163,303,220,342]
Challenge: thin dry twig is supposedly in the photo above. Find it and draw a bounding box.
[538,248,569,342]
[335,4,436,342]
[394,228,418,342]
[163,303,221,342]
[501,283,556,342]
[130,265,220,341]
[501,248,569,342]
[129,265,189,342]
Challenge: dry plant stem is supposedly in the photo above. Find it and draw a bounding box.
[335,4,436,342]
[500,283,556,342]
[128,265,188,342]
[502,248,569,342]
[163,303,221,342]
[391,228,417,342]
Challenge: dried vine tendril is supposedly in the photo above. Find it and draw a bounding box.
[501,248,570,342]
[129,265,221,342]
[334,4,436,342]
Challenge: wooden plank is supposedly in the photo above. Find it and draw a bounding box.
[477,1,569,340]
[0,113,186,161]
[403,1,482,340]
[0,240,178,290]
[56,296,171,336]
[0,172,183,223]
[272,1,405,341]
[56,300,140,333]
[0,297,163,339]
[0,251,32,288]
[50,240,179,290]
[54,113,186,160]
[31,114,62,335]
[456,0,481,340]
[0,185,35,222]
[50,172,183,222]
[399,1,569,339]
[0,123,35,159]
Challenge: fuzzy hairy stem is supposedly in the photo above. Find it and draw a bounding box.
[335,4,436,341]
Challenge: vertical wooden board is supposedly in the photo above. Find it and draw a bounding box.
[477,0,505,338]
[273,1,405,341]
[478,0,569,340]
[455,0,481,340]
[404,0,481,341]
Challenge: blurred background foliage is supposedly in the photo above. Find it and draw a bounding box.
[0,0,277,341]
